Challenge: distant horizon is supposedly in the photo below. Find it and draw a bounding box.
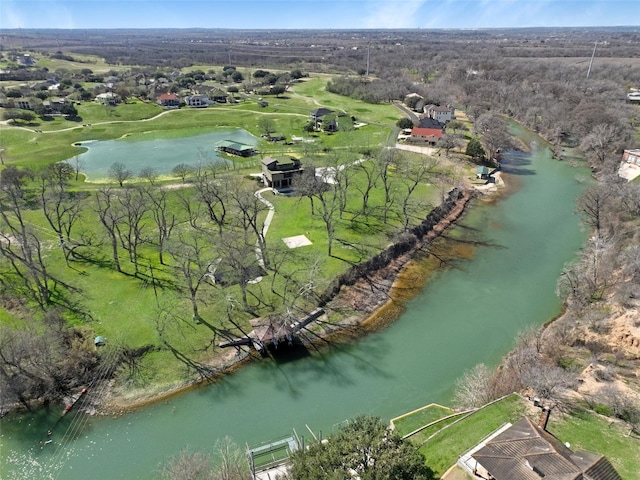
[1,25,638,32]
[1,1,637,30]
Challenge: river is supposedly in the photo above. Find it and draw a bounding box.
[0,138,589,479]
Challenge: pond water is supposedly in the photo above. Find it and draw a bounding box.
[1,138,590,479]
[70,129,258,181]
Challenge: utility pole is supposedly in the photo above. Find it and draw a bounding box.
[366,43,370,76]
[586,41,598,79]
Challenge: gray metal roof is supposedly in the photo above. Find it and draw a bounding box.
[472,417,621,480]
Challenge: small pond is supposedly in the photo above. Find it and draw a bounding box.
[70,129,258,181]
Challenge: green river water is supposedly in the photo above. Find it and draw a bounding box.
[1,135,589,479]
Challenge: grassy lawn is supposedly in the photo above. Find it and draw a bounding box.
[34,53,116,73]
[391,404,453,437]
[1,73,402,170]
[0,71,456,395]
[407,414,466,445]
[416,394,527,478]
[0,149,444,392]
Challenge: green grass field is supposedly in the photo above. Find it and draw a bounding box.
[391,404,454,437]
[415,394,528,477]
[0,72,455,394]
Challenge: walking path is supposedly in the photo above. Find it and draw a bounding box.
[248,187,275,284]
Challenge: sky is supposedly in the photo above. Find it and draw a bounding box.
[0,0,638,30]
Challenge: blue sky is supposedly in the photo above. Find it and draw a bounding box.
[0,1,637,30]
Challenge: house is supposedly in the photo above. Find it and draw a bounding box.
[216,140,256,157]
[95,92,119,106]
[424,104,455,123]
[43,97,68,113]
[476,166,490,179]
[157,93,180,108]
[417,116,445,130]
[621,149,640,166]
[16,53,35,66]
[409,127,444,145]
[261,156,304,190]
[184,94,212,108]
[310,107,333,127]
[210,88,228,103]
[14,98,33,110]
[468,416,621,480]
[619,148,640,182]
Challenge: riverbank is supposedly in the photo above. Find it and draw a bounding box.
[100,186,479,415]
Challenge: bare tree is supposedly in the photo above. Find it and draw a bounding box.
[258,116,277,139]
[293,164,322,215]
[0,167,53,307]
[157,438,250,480]
[579,123,620,170]
[312,180,340,257]
[228,184,269,268]
[173,163,194,183]
[475,113,512,162]
[95,187,125,272]
[212,437,251,480]
[158,449,213,480]
[140,166,158,185]
[376,148,398,223]
[397,156,438,230]
[575,183,612,235]
[37,164,86,266]
[0,322,98,409]
[108,162,132,187]
[453,363,500,408]
[116,186,150,275]
[437,134,462,158]
[72,155,84,181]
[329,150,356,218]
[195,173,229,234]
[167,232,213,322]
[216,231,261,312]
[145,186,177,265]
[353,158,379,217]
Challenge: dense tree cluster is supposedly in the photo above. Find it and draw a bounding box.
[287,416,434,480]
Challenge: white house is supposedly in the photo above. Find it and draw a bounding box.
[423,104,455,123]
[184,94,212,108]
[95,92,119,106]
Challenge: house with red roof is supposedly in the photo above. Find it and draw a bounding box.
[409,127,444,145]
[156,93,181,108]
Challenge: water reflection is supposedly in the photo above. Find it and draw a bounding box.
[69,130,258,180]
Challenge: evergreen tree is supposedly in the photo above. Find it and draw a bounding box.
[465,137,486,160]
